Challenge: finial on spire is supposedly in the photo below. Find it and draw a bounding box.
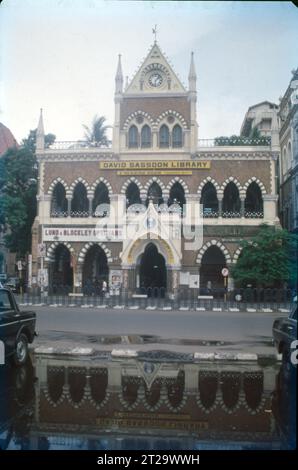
[115,54,123,93]
[152,24,158,43]
[36,108,45,150]
[188,51,197,92]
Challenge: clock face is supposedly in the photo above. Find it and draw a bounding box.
[148,72,163,87]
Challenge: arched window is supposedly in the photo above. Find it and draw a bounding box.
[222,182,241,217]
[245,182,263,218]
[51,182,67,217]
[71,182,89,216]
[128,125,138,148]
[92,182,110,217]
[172,124,182,148]
[283,147,288,174]
[146,182,163,206]
[288,142,292,170]
[159,124,169,148]
[168,182,185,209]
[126,182,141,207]
[141,125,151,148]
[200,182,218,217]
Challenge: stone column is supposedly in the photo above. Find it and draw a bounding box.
[88,197,93,217]
[218,197,223,218]
[240,198,245,218]
[75,263,83,294]
[67,197,72,217]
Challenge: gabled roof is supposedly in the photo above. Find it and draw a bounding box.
[125,42,186,95]
[0,122,18,156]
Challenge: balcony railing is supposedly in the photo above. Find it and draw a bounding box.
[222,211,242,218]
[198,137,271,148]
[50,210,68,218]
[48,141,112,150]
[70,211,89,217]
[244,211,264,219]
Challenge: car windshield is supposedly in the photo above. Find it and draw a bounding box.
[0,290,13,312]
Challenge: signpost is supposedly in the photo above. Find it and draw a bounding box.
[38,242,46,297]
[221,268,229,302]
[17,260,23,295]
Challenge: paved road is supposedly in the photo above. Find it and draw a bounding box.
[29,306,286,355]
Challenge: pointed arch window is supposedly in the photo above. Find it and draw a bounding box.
[159,124,169,148]
[128,125,138,148]
[172,124,183,148]
[141,125,151,148]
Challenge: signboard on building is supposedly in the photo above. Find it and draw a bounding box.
[179,272,189,285]
[109,270,122,289]
[189,274,200,288]
[99,160,211,170]
[38,269,48,287]
[43,227,123,242]
[38,243,46,258]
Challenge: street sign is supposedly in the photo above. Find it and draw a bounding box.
[17,261,22,271]
[38,243,46,258]
[221,268,229,277]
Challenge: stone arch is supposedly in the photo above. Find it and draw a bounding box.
[221,177,242,196]
[243,177,266,196]
[123,110,155,130]
[124,237,181,268]
[144,177,166,194]
[77,242,113,264]
[196,240,232,265]
[47,177,69,196]
[45,241,74,262]
[121,177,143,195]
[156,110,188,129]
[197,177,220,199]
[90,177,113,197]
[69,177,91,197]
[166,177,189,195]
[232,247,243,264]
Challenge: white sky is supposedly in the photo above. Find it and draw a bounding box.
[0,0,298,142]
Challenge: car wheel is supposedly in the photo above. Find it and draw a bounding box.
[13,333,29,366]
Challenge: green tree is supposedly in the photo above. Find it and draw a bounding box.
[0,128,56,257]
[82,115,111,147]
[22,129,56,152]
[231,224,298,288]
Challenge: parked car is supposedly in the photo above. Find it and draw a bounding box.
[272,303,297,370]
[0,288,36,366]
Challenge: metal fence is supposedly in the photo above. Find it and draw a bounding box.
[16,287,294,312]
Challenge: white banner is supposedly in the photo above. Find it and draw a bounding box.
[43,227,123,242]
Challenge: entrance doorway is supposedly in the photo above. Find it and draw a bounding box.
[52,244,73,293]
[82,245,109,294]
[200,246,226,289]
[139,244,167,291]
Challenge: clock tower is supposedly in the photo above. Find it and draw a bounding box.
[112,42,198,154]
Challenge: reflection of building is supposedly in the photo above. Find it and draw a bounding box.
[28,353,280,450]
[33,41,280,295]
[278,68,298,233]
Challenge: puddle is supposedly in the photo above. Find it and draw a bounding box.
[0,352,296,450]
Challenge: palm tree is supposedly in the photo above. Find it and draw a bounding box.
[82,115,111,147]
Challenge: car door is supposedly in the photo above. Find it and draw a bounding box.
[0,290,21,356]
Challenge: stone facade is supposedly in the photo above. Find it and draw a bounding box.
[33,42,280,296]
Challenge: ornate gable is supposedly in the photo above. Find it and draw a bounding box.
[125,43,186,95]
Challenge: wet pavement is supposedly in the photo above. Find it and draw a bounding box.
[0,349,296,450]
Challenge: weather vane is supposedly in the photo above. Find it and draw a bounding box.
[152,24,158,43]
